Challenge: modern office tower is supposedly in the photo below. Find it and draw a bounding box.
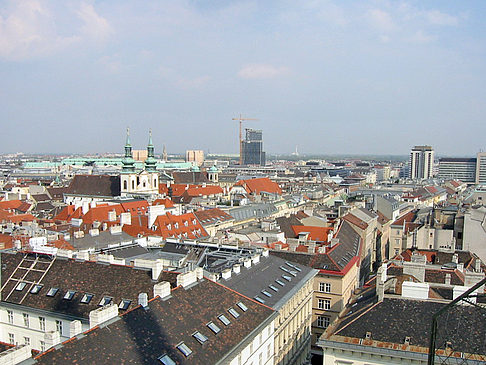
[242,128,265,165]
[409,145,434,180]
[438,157,477,183]
[476,152,486,184]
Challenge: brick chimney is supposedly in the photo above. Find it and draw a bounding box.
[154,282,171,299]
[89,303,118,328]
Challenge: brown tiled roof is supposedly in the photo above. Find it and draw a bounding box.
[66,175,121,197]
[235,177,282,195]
[172,171,210,184]
[194,208,234,225]
[35,279,275,364]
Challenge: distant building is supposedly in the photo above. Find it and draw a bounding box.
[410,145,434,180]
[185,150,204,166]
[242,128,265,166]
[132,149,148,162]
[438,157,476,183]
[476,152,486,185]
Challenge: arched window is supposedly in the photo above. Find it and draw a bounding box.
[123,181,127,190]
[131,180,135,190]
[154,179,157,186]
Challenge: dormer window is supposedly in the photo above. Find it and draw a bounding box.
[184,221,188,227]
[192,331,208,344]
[174,222,179,229]
[177,342,192,357]
[192,219,197,225]
[218,314,231,326]
[119,299,131,310]
[30,284,43,294]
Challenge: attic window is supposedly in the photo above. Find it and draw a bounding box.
[276,279,285,286]
[254,296,265,304]
[119,299,131,310]
[30,284,43,294]
[158,354,176,365]
[192,219,196,225]
[193,331,208,344]
[46,288,59,297]
[207,321,221,334]
[236,302,248,312]
[177,342,192,357]
[63,290,76,300]
[262,290,272,298]
[99,296,112,306]
[282,274,292,282]
[269,284,279,292]
[228,308,240,318]
[81,293,94,304]
[15,282,27,291]
[218,314,231,326]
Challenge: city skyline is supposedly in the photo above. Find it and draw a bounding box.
[1,0,485,155]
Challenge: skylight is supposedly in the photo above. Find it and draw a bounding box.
[207,321,221,334]
[275,279,285,286]
[46,288,59,297]
[236,302,248,312]
[269,284,279,292]
[158,354,176,365]
[80,293,94,304]
[193,331,208,344]
[218,314,231,326]
[177,342,192,357]
[254,296,265,304]
[286,262,302,272]
[282,274,292,281]
[99,296,112,306]
[228,308,240,318]
[119,299,131,310]
[30,284,43,294]
[262,290,272,297]
[15,282,26,291]
[63,290,76,300]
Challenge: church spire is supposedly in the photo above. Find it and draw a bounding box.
[145,129,157,172]
[122,127,135,173]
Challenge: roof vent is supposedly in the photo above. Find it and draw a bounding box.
[404,336,411,345]
[365,331,372,339]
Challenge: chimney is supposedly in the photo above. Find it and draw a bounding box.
[154,281,171,299]
[108,210,116,222]
[252,254,261,265]
[152,260,164,280]
[69,320,82,337]
[445,273,451,285]
[177,270,197,288]
[233,264,241,274]
[195,267,204,280]
[457,263,464,273]
[404,336,411,345]
[138,293,148,308]
[475,259,481,273]
[452,253,458,264]
[262,249,269,257]
[89,228,100,237]
[243,258,251,268]
[89,303,118,328]
[222,268,232,280]
[44,331,61,349]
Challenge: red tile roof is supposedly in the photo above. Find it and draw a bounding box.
[235,177,282,195]
[152,212,208,240]
[342,213,368,230]
[193,208,233,224]
[291,225,333,243]
[152,198,175,208]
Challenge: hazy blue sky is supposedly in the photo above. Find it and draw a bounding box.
[1,0,485,156]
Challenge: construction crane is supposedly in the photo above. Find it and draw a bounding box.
[232,114,258,165]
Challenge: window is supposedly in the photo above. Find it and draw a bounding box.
[177,342,192,357]
[286,262,302,272]
[318,299,331,310]
[218,314,231,326]
[228,308,240,318]
[39,317,46,331]
[317,316,330,328]
[254,296,265,304]
[275,279,285,286]
[282,274,292,281]
[236,302,248,312]
[16,282,26,291]
[23,313,29,327]
[193,331,208,344]
[31,284,43,294]
[40,340,46,352]
[46,288,58,297]
[158,354,176,365]
[319,282,331,293]
[8,333,14,345]
[99,296,112,306]
[7,310,13,324]
[56,320,63,335]
[63,290,76,300]
[24,337,30,346]
[269,284,279,292]
[207,321,221,334]
[262,290,272,297]
[119,299,131,310]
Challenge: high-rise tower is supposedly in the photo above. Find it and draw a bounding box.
[409,145,434,180]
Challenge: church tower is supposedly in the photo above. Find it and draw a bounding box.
[122,128,135,173]
[144,129,157,172]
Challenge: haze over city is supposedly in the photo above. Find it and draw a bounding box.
[1,0,485,155]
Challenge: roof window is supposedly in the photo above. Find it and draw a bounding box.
[119,299,131,310]
[228,308,240,318]
[80,293,94,304]
[193,331,208,344]
[46,288,59,297]
[276,279,285,286]
[207,321,221,334]
[158,354,176,365]
[177,342,192,357]
[254,296,265,304]
[269,284,279,292]
[30,284,43,294]
[236,302,248,312]
[218,314,231,326]
[262,290,272,297]
[282,274,292,281]
[286,262,302,272]
[99,296,112,306]
[15,282,26,291]
[63,290,76,300]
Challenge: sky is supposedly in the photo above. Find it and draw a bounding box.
[0,0,485,156]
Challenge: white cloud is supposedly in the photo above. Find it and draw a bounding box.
[237,64,289,79]
[407,30,436,44]
[424,10,458,26]
[76,2,112,41]
[367,9,396,33]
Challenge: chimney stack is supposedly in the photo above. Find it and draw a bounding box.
[138,293,148,308]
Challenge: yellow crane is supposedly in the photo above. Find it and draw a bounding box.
[232,114,258,165]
